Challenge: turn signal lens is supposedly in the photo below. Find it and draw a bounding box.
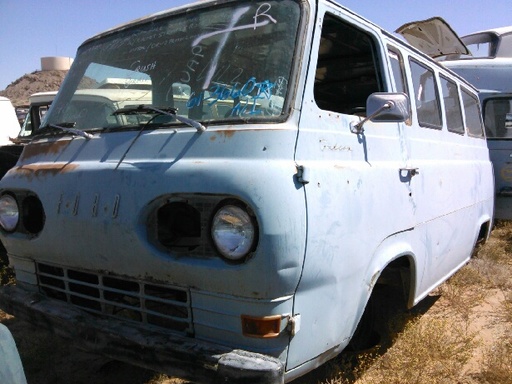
[241,315,281,338]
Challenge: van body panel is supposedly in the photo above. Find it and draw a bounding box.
[4,126,306,299]
[443,58,512,93]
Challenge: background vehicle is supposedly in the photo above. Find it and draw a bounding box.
[0,97,23,179]
[444,28,512,219]
[0,1,493,383]
[0,323,27,384]
[15,91,57,141]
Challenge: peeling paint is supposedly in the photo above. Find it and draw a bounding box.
[10,163,78,180]
[19,140,71,161]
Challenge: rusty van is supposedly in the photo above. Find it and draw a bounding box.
[0,1,494,383]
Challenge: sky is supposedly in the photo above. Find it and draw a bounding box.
[1,0,511,91]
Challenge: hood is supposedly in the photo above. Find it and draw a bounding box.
[396,16,469,58]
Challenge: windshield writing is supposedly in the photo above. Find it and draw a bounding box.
[45,1,301,131]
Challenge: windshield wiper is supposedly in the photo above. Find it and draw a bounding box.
[113,105,206,132]
[36,123,93,140]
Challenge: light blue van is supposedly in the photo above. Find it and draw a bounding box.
[398,19,512,220]
[0,1,494,382]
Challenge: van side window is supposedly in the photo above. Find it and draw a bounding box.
[314,14,381,115]
[461,88,485,138]
[440,75,464,134]
[388,49,407,94]
[409,59,442,128]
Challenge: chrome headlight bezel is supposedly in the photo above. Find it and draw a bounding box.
[0,194,20,232]
[210,201,258,263]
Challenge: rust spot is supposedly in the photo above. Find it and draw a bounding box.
[209,136,217,142]
[217,130,236,138]
[10,163,78,181]
[20,140,71,162]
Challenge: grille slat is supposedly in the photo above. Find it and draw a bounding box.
[36,263,192,334]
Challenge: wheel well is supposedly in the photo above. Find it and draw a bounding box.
[375,256,413,308]
[347,256,414,351]
[476,220,491,245]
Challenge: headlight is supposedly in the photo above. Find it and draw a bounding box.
[0,195,19,232]
[211,204,256,262]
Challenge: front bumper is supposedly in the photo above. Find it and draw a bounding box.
[0,285,284,384]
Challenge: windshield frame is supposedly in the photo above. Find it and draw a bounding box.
[44,0,306,134]
[483,95,512,139]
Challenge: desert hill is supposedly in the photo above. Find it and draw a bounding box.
[0,70,67,107]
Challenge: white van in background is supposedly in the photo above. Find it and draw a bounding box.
[0,97,24,179]
[15,91,57,141]
[0,97,21,146]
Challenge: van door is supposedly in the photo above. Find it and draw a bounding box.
[286,7,417,370]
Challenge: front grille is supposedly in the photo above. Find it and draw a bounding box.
[36,263,192,335]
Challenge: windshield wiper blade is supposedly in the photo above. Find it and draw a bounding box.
[36,123,93,140]
[113,105,206,132]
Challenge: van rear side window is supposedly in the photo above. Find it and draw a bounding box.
[461,88,485,137]
[314,14,381,115]
[440,75,464,134]
[409,59,442,128]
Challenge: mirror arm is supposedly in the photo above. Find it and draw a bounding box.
[350,101,394,134]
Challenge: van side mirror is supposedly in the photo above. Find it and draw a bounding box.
[350,92,410,134]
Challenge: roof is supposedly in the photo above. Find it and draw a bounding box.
[82,0,218,46]
[463,26,512,38]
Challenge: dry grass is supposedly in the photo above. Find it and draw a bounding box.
[352,318,475,384]
[479,334,512,384]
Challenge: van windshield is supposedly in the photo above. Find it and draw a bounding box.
[44,0,301,132]
[483,97,512,138]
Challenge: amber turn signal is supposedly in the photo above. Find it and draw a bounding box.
[241,315,282,338]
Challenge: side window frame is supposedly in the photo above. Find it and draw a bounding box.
[408,58,442,130]
[461,87,485,138]
[439,74,465,135]
[387,47,408,95]
[313,12,384,115]
[387,46,412,123]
